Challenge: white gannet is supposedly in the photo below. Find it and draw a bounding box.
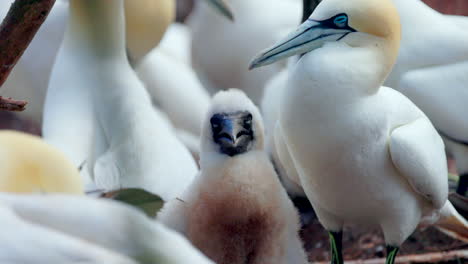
[44,0,198,201]
[135,43,211,143]
[0,202,136,264]
[0,0,227,128]
[386,0,468,196]
[250,0,468,263]
[188,0,301,104]
[131,0,234,146]
[261,60,306,199]
[158,89,308,264]
[0,193,214,264]
[0,130,83,194]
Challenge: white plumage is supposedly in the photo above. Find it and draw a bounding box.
[250,0,468,261]
[386,0,468,194]
[189,0,301,104]
[158,89,308,264]
[0,194,214,264]
[44,0,198,200]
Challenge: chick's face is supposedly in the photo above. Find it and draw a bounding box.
[210,111,255,157]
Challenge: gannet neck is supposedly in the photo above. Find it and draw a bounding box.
[68,0,126,59]
[292,41,387,104]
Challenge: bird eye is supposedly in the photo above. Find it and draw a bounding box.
[334,15,348,28]
[210,115,223,130]
[244,114,253,126]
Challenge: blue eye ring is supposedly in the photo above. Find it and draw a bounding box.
[334,15,348,27]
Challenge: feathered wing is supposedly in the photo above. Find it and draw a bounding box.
[0,194,213,264]
[399,61,468,141]
[389,117,448,209]
[0,202,136,264]
[273,123,306,197]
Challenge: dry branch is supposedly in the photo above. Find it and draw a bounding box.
[0,0,56,111]
[312,250,468,264]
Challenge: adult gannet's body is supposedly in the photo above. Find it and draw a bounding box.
[0,202,135,264]
[158,89,308,264]
[0,194,214,264]
[189,0,301,104]
[44,0,198,200]
[250,0,468,263]
[0,130,83,194]
[386,0,468,196]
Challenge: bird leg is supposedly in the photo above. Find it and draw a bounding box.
[328,231,343,264]
[385,245,399,264]
[456,173,468,196]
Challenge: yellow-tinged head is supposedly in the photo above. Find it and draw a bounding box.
[0,131,83,194]
[124,0,234,63]
[125,0,175,62]
[250,0,401,78]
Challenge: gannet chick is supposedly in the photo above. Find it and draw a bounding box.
[158,89,308,264]
[386,0,468,196]
[0,130,83,194]
[250,0,468,263]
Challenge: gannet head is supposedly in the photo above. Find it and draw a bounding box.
[125,0,175,62]
[250,0,401,77]
[125,0,233,62]
[0,131,83,194]
[201,89,264,157]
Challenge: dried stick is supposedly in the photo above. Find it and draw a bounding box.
[312,249,468,264]
[0,0,56,111]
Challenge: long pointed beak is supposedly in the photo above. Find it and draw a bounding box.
[249,19,354,70]
[204,0,235,21]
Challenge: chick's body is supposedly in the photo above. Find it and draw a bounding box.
[188,152,290,264]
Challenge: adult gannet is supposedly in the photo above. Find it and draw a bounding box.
[0,130,83,194]
[0,202,136,264]
[158,89,308,264]
[43,0,231,171]
[385,0,468,196]
[250,0,468,263]
[0,193,214,264]
[44,0,198,201]
[0,0,228,127]
[189,0,301,104]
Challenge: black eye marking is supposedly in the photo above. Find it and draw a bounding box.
[209,111,255,156]
[308,13,355,32]
[334,14,348,28]
[243,113,253,127]
[210,114,223,131]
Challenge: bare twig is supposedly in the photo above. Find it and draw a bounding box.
[312,250,468,264]
[0,0,56,111]
[0,96,27,111]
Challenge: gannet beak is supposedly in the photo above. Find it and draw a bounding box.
[211,112,254,156]
[205,0,235,21]
[249,18,355,69]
